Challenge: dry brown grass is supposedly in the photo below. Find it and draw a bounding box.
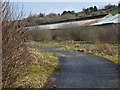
[28,24,118,44]
[2,2,33,88]
[32,41,119,65]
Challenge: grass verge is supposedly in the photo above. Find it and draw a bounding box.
[27,41,119,65]
[18,44,58,88]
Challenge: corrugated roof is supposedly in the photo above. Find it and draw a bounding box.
[28,19,98,29]
[28,14,119,29]
[81,19,100,26]
[91,14,120,26]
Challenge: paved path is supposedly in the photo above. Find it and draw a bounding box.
[43,48,119,88]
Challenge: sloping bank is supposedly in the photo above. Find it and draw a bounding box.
[20,43,59,88]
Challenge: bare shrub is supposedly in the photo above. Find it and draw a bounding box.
[28,27,52,41]
[28,23,118,44]
[59,24,118,43]
[2,1,33,88]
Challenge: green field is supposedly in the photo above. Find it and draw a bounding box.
[110,8,120,15]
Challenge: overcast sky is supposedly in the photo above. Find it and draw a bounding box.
[11,1,119,18]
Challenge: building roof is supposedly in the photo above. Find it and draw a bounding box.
[28,14,120,30]
[28,18,99,30]
[91,14,120,26]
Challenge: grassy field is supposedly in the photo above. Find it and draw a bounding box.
[110,8,120,15]
[27,41,119,65]
[18,43,58,88]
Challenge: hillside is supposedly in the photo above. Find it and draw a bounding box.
[110,8,120,15]
[26,4,119,26]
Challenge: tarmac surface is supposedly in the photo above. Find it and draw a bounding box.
[43,48,119,88]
